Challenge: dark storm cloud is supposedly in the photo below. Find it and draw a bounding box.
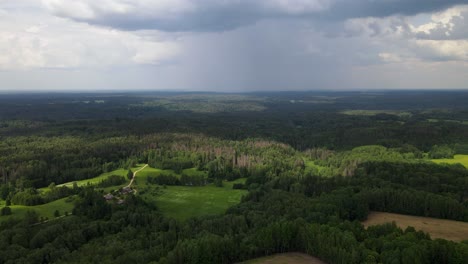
[43,0,468,32]
[321,0,467,20]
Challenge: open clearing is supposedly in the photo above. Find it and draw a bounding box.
[363,212,468,242]
[2,165,211,222]
[0,197,74,222]
[142,178,247,220]
[240,253,326,264]
[432,154,468,168]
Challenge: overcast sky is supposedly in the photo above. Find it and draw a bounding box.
[1,0,468,91]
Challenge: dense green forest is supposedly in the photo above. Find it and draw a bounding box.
[1,91,468,263]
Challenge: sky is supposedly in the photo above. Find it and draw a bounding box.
[0,0,468,91]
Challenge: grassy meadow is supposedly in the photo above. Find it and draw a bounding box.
[142,178,247,221]
[0,197,75,222]
[133,166,243,220]
[432,154,468,168]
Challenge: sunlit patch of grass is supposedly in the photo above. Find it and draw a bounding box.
[0,197,75,222]
[432,154,468,168]
[142,178,247,221]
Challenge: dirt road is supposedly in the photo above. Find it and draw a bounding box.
[126,164,148,188]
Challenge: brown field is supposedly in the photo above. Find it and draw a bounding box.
[240,253,326,264]
[363,212,468,242]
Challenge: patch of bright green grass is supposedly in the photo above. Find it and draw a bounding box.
[432,154,468,168]
[0,197,75,222]
[142,178,247,221]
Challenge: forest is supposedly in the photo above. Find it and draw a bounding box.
[0,91,468,263]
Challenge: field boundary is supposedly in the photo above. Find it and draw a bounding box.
[363,211,468,242]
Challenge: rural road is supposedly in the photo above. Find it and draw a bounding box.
[126,164,148,188]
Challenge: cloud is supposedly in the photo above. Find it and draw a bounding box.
[411,40,468,61]
[0,8,179,70]
[42,0,467,32]
[337,5,468,64]
[379,53,403,63]
[321,0,466,20]
[1,0,468,91]
[414,6,468,40]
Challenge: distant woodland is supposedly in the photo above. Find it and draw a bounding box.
[0,91,468,263]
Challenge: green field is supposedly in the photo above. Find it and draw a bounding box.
[0,197,75,222]
[142,179,247,221]
[432,154,468,168]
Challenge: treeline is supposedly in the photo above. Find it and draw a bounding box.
[147,173,207,186]
[148,149,194,174]
[356,161,468,201]
[363,188,467,220]
[254,159,468,222]
[0,136,142,188]
[2,92,468,152]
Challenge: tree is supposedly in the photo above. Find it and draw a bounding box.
[1,206,11,216]
[0,184,10,200]
[24,210,39,225]
[429,145,455,159]
[215,179,224,187]
[127,170,134,180]
[54,210,60,218]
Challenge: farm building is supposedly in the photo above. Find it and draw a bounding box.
[103,193,114,200]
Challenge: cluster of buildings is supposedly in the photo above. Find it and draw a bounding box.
[103,186,134,205]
